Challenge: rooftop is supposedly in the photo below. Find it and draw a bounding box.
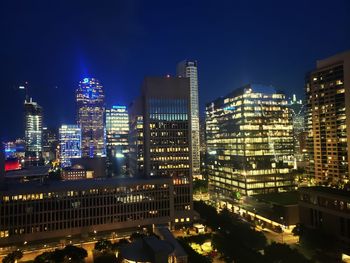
[254,191,299,206]
[299,186,350,200]
[5,166,50,178]
[120,236,173,262]
[0,176,172,195]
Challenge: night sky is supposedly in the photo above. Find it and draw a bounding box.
[1,0,350,140]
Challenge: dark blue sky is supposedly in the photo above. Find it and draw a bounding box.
[1,0,350,140]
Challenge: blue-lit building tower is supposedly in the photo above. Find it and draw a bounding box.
[59,125,82,167]
[76,78,106,158]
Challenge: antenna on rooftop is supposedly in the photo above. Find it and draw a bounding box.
[19,81,29,101]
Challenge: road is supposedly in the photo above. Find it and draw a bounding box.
[0,229,135,263]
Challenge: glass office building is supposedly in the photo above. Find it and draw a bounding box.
[76,78,106,158]
[59,125,81,167]
[106,105,129,175]
[24,98,43,160]
[206,84,295,198]
[130,77,193,219]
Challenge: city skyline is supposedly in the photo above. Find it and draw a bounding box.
[1,2,350,261]
[1,0,350,140]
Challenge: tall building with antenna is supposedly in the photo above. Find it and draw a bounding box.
[76,78,106,158]
[177,60,201,179]
[206,84,295,197]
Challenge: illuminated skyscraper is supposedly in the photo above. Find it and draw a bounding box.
[177,60,201,178]
[130,76,193,222]
[24,98,43,160]
[206,84,295,197]
[287,94,307,169]
[76,78,106,158]
[59,125,81,167]
[306,51,350,184]
[129,97,144,176]
[106,105,129,175]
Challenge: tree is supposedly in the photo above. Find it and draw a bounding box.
[63,245,88,262]
[34,251,54,263]
[177,238,211,263]
[2,250,23,263]
[130,232,146,240]
[292,223,304,242]
[264,242,310,263]
[50,248,65,263]
[95,239,113,252]
[193,179,208,194]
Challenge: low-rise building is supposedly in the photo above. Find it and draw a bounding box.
[299,186,350,254]
[61,164,93,180]
[0,177,174,245]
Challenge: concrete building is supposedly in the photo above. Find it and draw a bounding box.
[70,157,106,179]
[129,77,193,223]
[106,105,129,176]
[76,78,106,158]
[24,98,43,160]
[59,125,81,167]
[177,60,201,179]
[306,51,350,184]
[61,164,92,180]
[299,186,350,256]
[0,177,174,245]
[206,84,295,197]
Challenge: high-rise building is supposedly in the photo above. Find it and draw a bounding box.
[130,76,193,221]
[59,125,81,167]
[129,97,144,177]
[42,127,58,163]
[206,84,295,197]
[76,78,106,158]
[287,94,307,169]
[106,105,129,175]
[306,51,350,184]
[24,98,43,160]
[177,60,200,179]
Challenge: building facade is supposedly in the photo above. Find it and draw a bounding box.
[106,106,129,176]
[59,125,82,167]
[287,95,307,169]
[306,51,350,184]
[299,187,350,255]
[42,127,58,163]
[206,84,295,198]
[177,60,201,179]
[129,77,193,220]
[0,177,173,244]
[24,98,43,160]
[129,97,144,177]
[76,78,106,158]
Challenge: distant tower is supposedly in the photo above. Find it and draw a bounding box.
[106,106,129,175]
[59,125,82,167]
[76,78,106,158]
[24,98,43,160]
[177,60,201,178]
